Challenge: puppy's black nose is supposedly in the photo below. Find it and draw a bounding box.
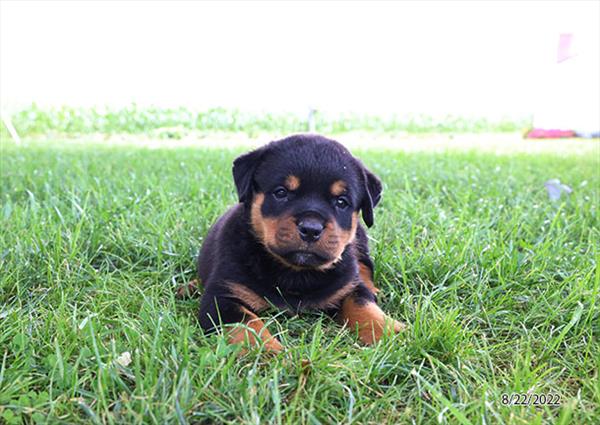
[297,218,324,242]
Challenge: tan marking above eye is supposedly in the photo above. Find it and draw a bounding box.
[330,180,347,196]
[285,175,300,191]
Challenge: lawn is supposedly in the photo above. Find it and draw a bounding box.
[0,138,598,424]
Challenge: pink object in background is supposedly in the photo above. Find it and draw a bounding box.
[529,28,600,138]
[556,33,576,63]
[526,129,576,139]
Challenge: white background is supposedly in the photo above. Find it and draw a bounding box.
[1,1,598,120]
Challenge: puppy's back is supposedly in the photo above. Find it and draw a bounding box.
[197,204,244,285]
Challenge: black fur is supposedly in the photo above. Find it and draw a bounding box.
[197,134,382,334]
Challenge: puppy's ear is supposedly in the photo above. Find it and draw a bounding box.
[232,145,267,203]
[359,166,383,227]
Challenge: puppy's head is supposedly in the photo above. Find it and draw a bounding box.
[233,134,382,270]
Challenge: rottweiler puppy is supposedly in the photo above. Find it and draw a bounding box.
[196,134,404,352]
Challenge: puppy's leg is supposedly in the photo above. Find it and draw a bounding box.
[354,225,380,296]
[198,290,283,353]
[358,259,380,296]
[337,284,405,345]
[228,307,283,353]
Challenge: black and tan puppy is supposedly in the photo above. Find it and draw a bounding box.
[196,134,404,352]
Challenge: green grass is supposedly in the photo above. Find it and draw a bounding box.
[0,138,598,424]
[7,105,530,137]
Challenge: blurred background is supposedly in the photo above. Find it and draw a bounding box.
[1,0,599,141]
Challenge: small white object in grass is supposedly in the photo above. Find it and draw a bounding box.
[0,308,14,319]
[78,317,88,330]
[116,351,132,367]
[2,114,21,145]
[544,179,573,201]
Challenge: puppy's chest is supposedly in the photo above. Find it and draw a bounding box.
[252,270,356,312]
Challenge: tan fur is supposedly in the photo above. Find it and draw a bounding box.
[338,297,405,344]
[313,281,358,310]
[251,194,358,271]
[285,175,301,191]
[227,307,283,352]
[330,180,347,196]
[250,195,304,270]
[250,193,276,246]
[358,262,380,295]
[316,212,358,270]
[227,282,269,312]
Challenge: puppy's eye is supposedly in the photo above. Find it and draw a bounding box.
[273,187,288,200]
[335,196,350,209]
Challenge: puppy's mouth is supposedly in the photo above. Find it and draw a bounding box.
[277,250,331,267]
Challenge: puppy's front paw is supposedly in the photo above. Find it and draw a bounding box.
[340,297,405,345]
[229,326,284,354]
[391,318,407,333]
[227,308,284,354]
[357,315,406,345]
